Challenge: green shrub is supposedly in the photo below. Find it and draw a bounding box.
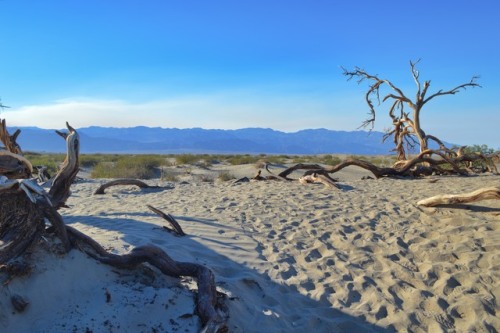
[161,169,179,182]
[175,154,201,165]
[90,155,164,179]
[227,154,261,165]
[80,154,114,168]
[218,171,236,181]
[463,144,495,155]
[24,152,64,175]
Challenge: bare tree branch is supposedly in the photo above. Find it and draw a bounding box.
[422,76,481,105]
[343,60,481,157]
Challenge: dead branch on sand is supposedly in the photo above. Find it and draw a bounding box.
[262,148,498,189]
[0,118,227,333]
[147,205,186,236]
[94,178,162,195]
[417,186,500,207]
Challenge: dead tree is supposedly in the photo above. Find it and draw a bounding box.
[342,59,480,160]
[0,119,227,332]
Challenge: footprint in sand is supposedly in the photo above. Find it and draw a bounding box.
[280,266,298,281]
[305,249,322,262]
[442,276,462,296]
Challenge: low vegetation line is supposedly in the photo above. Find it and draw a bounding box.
[25,152,399,180]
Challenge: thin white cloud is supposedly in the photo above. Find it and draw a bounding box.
[2,95,497,148]
[1,95,361,132]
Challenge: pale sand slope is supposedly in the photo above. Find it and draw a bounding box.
[1,165,499,332]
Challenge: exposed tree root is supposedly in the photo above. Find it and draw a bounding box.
[66,225,227,332]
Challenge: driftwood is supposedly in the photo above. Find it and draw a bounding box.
[299,173,339,189]
[147,205,186,236]
[94,178,161,195]
[0,119,227,332]
[251,169,282,181]
[417,187,500,207]
[275,148,498,186]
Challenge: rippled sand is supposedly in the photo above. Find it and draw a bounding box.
[1,165,499,332]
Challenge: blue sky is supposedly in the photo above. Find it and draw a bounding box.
[0,0,499,148]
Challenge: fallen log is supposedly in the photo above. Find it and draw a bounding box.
[94,178,162,195]
[417,186,500,207]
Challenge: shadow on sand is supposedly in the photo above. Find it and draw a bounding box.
[63,211,395,333]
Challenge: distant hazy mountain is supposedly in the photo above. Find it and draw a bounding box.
[11,126,411,155]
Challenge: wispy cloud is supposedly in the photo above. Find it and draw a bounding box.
[2,94,497,148]
[2,94,361,132]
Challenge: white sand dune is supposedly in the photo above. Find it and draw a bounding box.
[1,165,499,332]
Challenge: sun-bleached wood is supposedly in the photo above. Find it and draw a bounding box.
[417,187,500,207]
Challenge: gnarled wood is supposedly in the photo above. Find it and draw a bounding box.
[277,148,496,186]
[0,118,23,154]
[94,179,161,195]
[0,192,45,264]
[251,169,282,181]
[66,226,226,332]
[299,173,339,188]
[1,120,228,332]
[147,205,186,236]
[48,122,80,209]
[342,60,480,159]
[0,150,32,179]
[417,187,500,207]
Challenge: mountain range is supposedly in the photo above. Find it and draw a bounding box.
[10,126,417,155]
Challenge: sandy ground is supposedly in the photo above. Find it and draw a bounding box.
[1,163,499,332]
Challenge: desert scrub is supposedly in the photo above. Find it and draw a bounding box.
[226,154,261,165]
[317,155,342,165]
[175,154,203,165]
[80,154,118,168]
[289,154,342,165]
[369,155,397,167]
[263,155,289,165]
[23,152,65,175]
[91,155,164,179]
[160,169,179,182]
[217,171,236,182]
